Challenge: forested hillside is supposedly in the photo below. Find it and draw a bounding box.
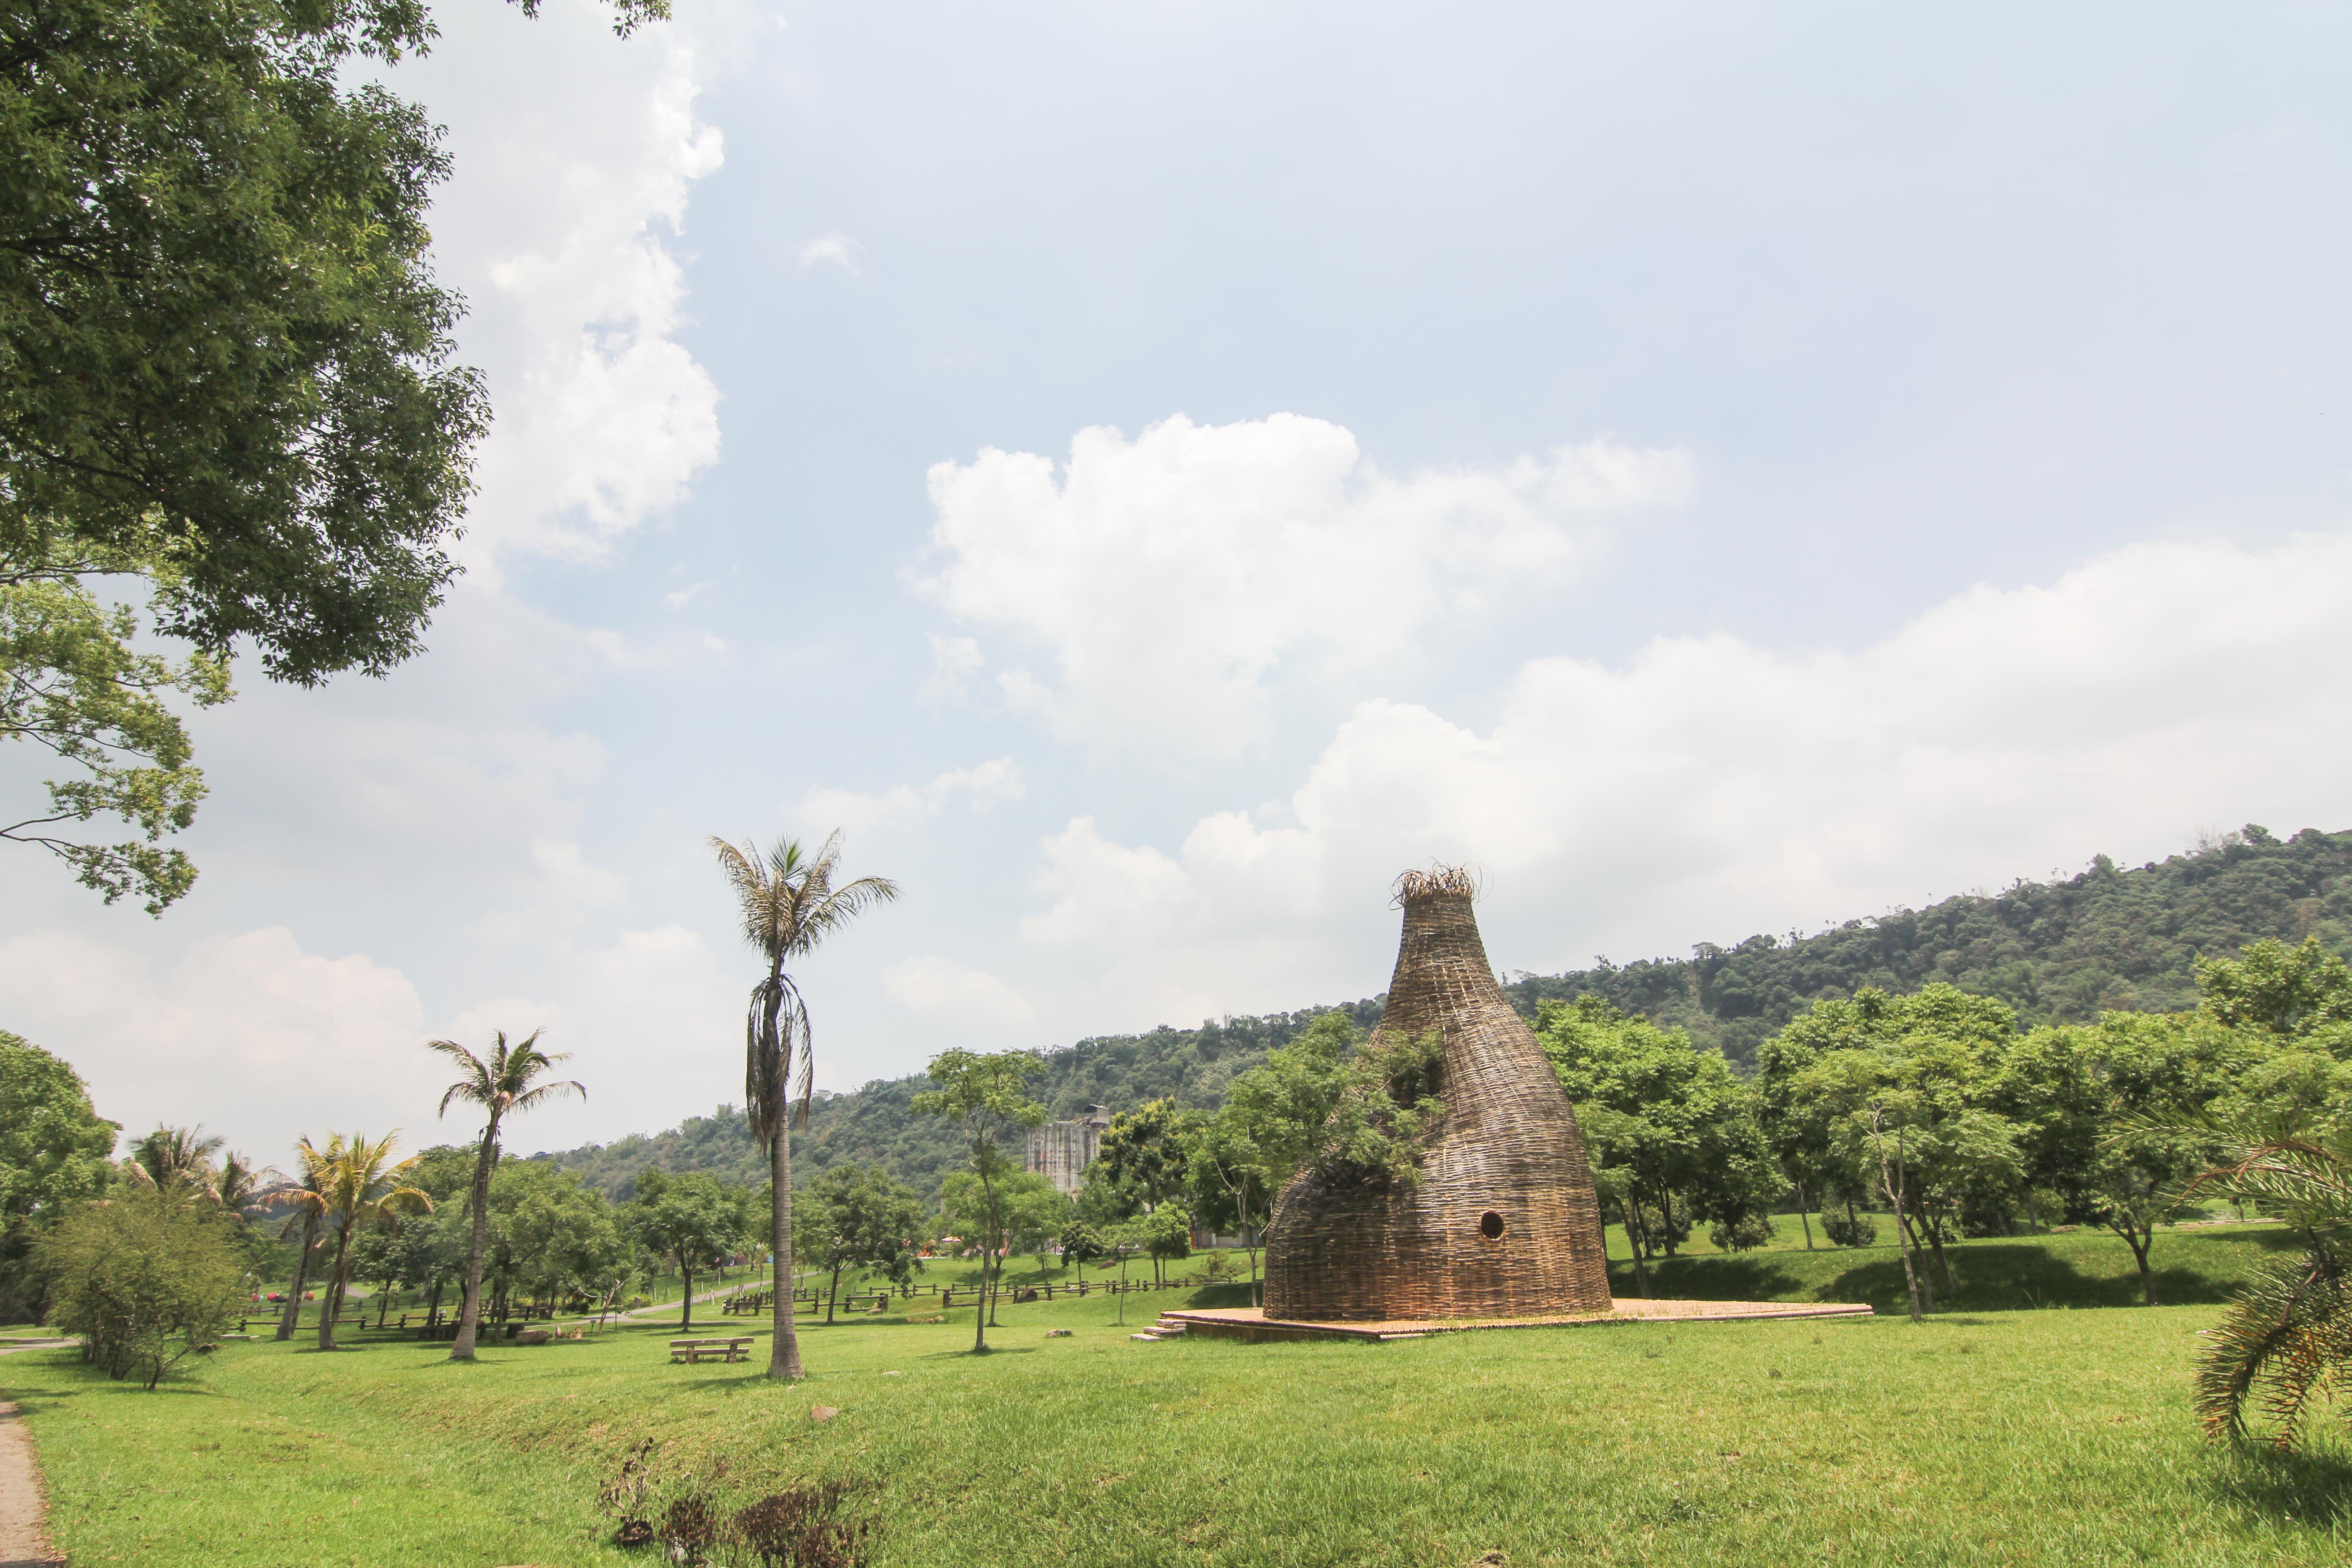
[537,823,2349,1197]
[1505,822,2352,1067]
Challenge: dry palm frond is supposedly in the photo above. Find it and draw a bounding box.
[1392,864,1481,906]
[710,830,899,1146]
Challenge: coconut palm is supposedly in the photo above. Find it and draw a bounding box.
[2159,1110,2352,1448]
[124,1124,225,1196]
[272,1135,340,1342]
[711,829,898,1382]
[283,1132,431,1350]
[427,1028,584,1362]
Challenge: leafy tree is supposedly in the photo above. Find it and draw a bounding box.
[712,828,898,1382]
[941,1169,1066,1320]
[284,1131,429,1349]
[1058,1219,1104,1269]
[37,1186,242,1386]
[1182,1110,1272,1302]
[2073,1011,2254,1304]
[1141,1202,1192,1285]
[629,1169,743,1332]
[1543,997,1776,1263]
[799,1163,925,1323]
[0,1031,118,1319]
[3,0,671,907]
[1096,1099,1192,1207]
[1,565,229,911]
[2195,936,2352,1042]
[482,1159,632,1317]
[1300,1030,1445,1194]
[426,1028,583,1362]
[911,1048,1046,1353]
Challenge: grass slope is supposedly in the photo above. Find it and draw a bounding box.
[8,1242,2350,1567]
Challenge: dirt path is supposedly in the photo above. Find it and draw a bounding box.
[0,1341,72,1568]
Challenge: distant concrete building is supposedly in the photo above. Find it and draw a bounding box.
[1027,1105,1111,1195]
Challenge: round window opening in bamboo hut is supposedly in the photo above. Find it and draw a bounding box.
[1479,1211,1505,1240]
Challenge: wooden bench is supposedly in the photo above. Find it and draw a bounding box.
[670,1336,753,1365]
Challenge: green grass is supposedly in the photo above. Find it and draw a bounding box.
[8,1269,2352,1568]
[1610,1220,2304,1314]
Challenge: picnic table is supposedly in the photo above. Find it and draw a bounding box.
[670,1336,754,1365]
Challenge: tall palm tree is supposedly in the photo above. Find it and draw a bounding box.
[427,1029,583,1361]
[273,1135,340,1342]
[295,1132,430,1351]
[712,829,898,1382]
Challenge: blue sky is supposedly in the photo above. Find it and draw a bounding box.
[6,2,2350,1164]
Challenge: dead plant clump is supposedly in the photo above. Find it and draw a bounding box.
[597,1436,872,1566]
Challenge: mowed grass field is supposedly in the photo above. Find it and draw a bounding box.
[7,1225,2350,1568]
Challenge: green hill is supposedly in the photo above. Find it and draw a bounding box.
[537,822,2352,1198]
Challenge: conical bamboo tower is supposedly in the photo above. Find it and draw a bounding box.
[1262,868,1613,1322]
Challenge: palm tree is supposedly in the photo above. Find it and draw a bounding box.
[427,1029,584,1361]
[2159,1110,2352,1448]
[294,1132,431,1351]
[711,829,898,1382]
[125,1124,225,1196]
[273,1135,340,1342]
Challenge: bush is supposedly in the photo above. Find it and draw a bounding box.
[36,1190,243,1386]
[1820,1210,1878,1248]
[1708,1213,1775,1252]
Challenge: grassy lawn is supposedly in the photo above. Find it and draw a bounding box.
[8,1256,2351,1568]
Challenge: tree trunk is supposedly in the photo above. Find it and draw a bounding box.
[1618,1198,1652,1298]
[679,1262,695,1332]
[1879,1135,1924,1323]
[319,1226,353,1350]
[276,1212,318,1342]
[451,1115,501,1362]
[1921,1209,1957,1296]
[769,1122,806,1380]
[2114,1221,2159,1305]
[1795,1178,1815,1251]
[1658,1188,1678,1257]
[826,1259,843,1325]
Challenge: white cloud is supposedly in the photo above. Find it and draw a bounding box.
[918,634,985,705]
[916,414,1695,762]
[882,955,1037,1032]
[794,757,1027,838]
[1016,532,2352,1020]
[0,929,433,1158]
[400,10,727,570]
[796,231,862,274]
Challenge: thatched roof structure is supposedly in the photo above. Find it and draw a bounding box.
[1262,868,1612,1321]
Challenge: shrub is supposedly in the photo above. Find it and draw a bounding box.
[726,1481,872,1568]
[1708,1213,1775,1252]
[1820,1210,1878,1248]
[36,1190,242,1386]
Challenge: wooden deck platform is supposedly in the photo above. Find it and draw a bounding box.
[1158,1298,1874,1343]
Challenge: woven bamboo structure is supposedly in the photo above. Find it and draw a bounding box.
[1262,868,1613,1321]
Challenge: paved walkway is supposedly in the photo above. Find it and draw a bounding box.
[0,1341,73,1568]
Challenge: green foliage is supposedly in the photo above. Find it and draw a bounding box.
[1303,1029,1444,1193]
[796,1162,926,1313]
[36,1187,242,1386]
[1510,825,2352,1067]
[0,1032,119,1319]
[1543,997,1777,1259]
[1818,1209,1876,1247]
[2196,936,2352,1041]
[0,556,229,911]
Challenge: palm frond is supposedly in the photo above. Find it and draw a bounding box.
[2194,1250,2352,1446]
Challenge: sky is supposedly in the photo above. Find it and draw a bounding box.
[7,1,2352,1166]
